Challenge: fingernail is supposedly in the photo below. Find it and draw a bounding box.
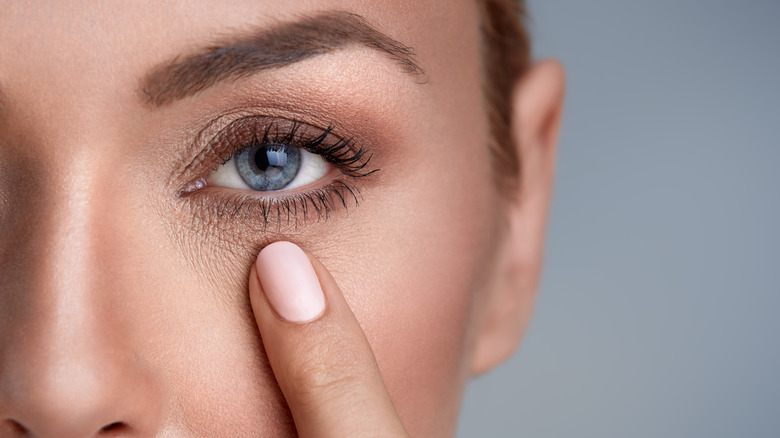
[256,241,325,323]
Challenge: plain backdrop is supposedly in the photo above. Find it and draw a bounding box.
[457,1,780,437]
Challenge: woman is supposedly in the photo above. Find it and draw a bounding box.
[0,0,564,436]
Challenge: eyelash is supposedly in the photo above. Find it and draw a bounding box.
[179,116,378,227]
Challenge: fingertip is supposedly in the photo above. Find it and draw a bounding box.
[255,241,326,324]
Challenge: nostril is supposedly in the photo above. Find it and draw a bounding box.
[3,419,28,434]
[99,421,128,434]
[3,419,131,436]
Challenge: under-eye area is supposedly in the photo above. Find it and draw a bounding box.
[178,115,379,230]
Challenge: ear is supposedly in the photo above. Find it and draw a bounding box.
[471,60,565,375]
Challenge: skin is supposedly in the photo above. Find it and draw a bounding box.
[0,1,564,437]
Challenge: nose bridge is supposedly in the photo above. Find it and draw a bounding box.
[36,151,100,310]
[0,148,164,436]
[6,149,110,340]
[1,148,101,341]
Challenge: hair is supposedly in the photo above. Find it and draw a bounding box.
[478,0,532,196]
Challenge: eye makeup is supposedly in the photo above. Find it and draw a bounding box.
[177,114,379,229]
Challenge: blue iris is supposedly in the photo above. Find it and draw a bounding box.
[235,143,301,191]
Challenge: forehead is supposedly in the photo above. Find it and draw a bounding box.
[0,1,480,109]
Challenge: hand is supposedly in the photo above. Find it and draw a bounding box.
[249,241,409,438]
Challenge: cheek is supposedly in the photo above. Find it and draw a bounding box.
[339,213,494,436]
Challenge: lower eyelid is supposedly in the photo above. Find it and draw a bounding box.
[181,179,363,229]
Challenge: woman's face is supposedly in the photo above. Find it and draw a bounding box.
[0,1,556,436]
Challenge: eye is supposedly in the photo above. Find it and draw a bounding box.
[177,116,379,227]
[209,141,332,192]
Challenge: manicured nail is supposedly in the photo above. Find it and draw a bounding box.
[256,241,325,323]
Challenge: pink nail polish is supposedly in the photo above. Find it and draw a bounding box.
[256,241,325,323]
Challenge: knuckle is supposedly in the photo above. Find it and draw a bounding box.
[288,336,372,401]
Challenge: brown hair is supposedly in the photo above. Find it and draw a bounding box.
[479,0,532,195]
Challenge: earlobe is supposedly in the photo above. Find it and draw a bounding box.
[471,60,565,375]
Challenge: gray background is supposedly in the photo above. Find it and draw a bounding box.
[458,1,780,437]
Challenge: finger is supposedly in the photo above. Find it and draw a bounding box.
[249,241,408,438]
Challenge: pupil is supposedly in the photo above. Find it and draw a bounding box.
[254,147,270,171]
[235,143,301,191]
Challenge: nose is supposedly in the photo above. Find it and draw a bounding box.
[0,166,165,437]
[0,336,162,437]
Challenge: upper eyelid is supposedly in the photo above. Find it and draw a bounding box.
[181,110,282,174]
[208,118,377,179]
[171,110,343,190]
[167,107,258,190]
[199,117,342,171]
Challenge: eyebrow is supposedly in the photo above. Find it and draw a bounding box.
[141,11,425,106]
